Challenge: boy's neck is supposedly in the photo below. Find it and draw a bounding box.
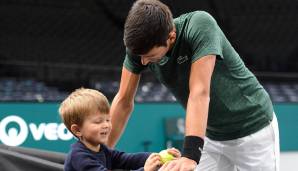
[80,140,101,152]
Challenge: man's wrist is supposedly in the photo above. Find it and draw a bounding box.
[181,136,204,164]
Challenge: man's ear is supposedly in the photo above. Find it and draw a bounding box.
[169,30,176,44]
[71,124,82,137]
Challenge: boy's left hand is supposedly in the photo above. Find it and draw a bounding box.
[144,153,162,171]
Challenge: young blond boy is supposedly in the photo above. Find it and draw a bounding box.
[59,88,180,171]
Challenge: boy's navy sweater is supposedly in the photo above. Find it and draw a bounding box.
[64,141,150,171]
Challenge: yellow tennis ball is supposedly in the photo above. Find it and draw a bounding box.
[159,150,175,164]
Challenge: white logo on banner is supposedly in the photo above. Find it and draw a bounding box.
[0,115,28,146]
[0,115,73,146]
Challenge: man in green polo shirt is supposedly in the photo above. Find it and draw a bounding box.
[107,0,280,170]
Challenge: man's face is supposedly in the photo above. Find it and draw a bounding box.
[140,40,170,65]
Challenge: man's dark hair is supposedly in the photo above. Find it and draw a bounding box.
[124,0,174,55]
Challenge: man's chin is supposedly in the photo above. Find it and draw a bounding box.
[152,59,162,63]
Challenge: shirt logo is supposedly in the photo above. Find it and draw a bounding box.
[198,147,203,152]
[177,55,189,64]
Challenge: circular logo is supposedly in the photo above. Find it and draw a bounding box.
[0,115,28,146]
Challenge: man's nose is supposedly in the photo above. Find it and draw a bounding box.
[141,57,149,65]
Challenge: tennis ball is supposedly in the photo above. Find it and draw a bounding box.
[159,150,175,164]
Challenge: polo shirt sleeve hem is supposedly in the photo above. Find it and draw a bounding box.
[191,50,223,63]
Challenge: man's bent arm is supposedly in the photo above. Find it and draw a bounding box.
[107,67,140,148]
[186,55,215,138]
[159,55,216,171]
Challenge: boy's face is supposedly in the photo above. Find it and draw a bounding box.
[78,111,112,148]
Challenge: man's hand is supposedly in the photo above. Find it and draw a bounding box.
[159,157,197,171]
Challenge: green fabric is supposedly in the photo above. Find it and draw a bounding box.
[123,11,273,141]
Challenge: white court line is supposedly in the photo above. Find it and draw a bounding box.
[280,152,298,171]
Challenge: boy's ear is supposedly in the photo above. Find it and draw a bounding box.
[71,124,82,137]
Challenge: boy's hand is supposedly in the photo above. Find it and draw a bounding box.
[144,153,162,171]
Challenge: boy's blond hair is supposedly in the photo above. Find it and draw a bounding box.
[59,88,110,134]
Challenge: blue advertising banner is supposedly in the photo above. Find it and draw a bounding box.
[0,103,297,153]
[0,103,76,153]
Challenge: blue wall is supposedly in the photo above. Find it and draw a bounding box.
[0,103,297,153]
[273,104,298,151]
[115,103,185,152]
[116,103,298,152]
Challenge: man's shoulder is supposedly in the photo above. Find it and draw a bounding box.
[174,11,217,34]
[175,11,213,22]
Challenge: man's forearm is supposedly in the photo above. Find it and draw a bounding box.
[185,93,210,138]
[107,93,134,148]
[181,93,209,164]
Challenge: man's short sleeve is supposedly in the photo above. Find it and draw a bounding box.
[187,11,224,62]
[123,50,147,74]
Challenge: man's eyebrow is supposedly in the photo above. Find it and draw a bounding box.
[143,53,156,58]
[140,54,149,58]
